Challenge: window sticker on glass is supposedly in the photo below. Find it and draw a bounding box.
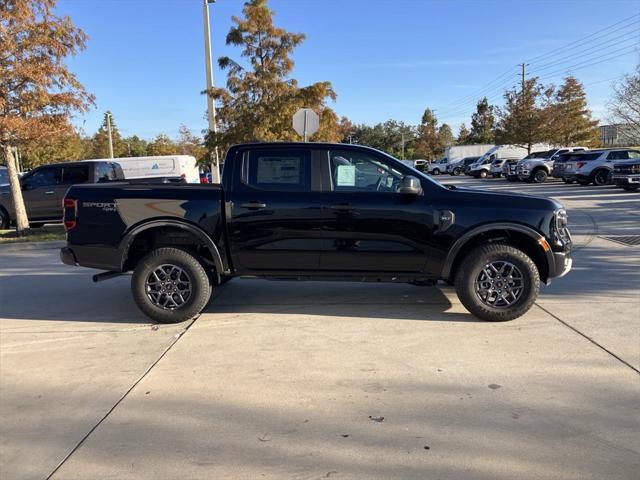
[336,164,356,186]
[256,156,300,184]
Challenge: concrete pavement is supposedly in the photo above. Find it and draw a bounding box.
[1,177,638,479]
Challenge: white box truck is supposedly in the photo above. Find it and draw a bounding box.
[427,144,494,175]
[84,155,200,184]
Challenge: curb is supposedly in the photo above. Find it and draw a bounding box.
[0,240,66,253]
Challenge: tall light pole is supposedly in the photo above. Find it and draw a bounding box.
[106,112,114,159]
[203,0,220,183]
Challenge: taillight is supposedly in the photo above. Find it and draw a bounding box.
[576,161,586,169]
[63,198,77,231]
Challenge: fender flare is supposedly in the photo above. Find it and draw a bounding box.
[119,219,225,275]
[441,222,553,280]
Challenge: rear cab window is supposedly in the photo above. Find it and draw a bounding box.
[243,148,311,192]
[62,165,89,184]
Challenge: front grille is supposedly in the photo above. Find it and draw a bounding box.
[614,166,640,174]
[600,235,640,246]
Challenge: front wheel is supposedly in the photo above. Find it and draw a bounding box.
[592,169,610,186]
[131,247,212,323]
[479,170,488,178]
[452,168,461,176]
[532,169,548,183]
[454,244,539,322]
[431,168,440,175]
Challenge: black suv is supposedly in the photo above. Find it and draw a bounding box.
[60,143,572,323]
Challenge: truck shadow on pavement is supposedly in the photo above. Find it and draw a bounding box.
[206,279,479,323]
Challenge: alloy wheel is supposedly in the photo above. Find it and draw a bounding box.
[145,264,192,310]
[475,261,524,308]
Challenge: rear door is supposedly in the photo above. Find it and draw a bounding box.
[317,147,433,273]
[20,166,63,220]
[226,146,325,273]
[57,165,90,218]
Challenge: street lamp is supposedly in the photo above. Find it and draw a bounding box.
[203,0,220,183]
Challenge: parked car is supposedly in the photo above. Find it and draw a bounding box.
[0,160,124,229]
[469,156,519,178]
[413,159,428,172]
[426,158,448,175]
[447,156,480,176]
[0,166,8,186]
[551,151,590,182]
[85,155,200,184]
[612,157,640,191]
[562,148,640,185]
[60,142,572,324]
[503,151,549,182]
[517,147,588,183]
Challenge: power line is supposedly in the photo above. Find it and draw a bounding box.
[535,45,638,81]
[526,13,640,64]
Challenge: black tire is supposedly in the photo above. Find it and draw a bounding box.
[454,243,539,322]
[532,168,548,184]
[622,185,640,191]
[592,169,609,186]
[478,170,488,179]
[453,168,461,176]
[0,208,9,230]
[131,247,212,323]
[432,168,440,175]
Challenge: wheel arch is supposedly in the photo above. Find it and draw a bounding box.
[119,219,225,279]
[442,223,553,283]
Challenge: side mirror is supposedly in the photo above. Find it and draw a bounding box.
[397,175,422,195]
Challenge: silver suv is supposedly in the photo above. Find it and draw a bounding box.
[563,149,640,185]
[517,147,588,183]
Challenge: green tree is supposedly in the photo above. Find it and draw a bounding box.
[457,123,472,144]
[547,76,599,146]
[414,108,440,159]
[122,135,148,157]
[176,125,206,163]
[438,123,455,149]
[469,97,495,143]
[147,134,179,156]
[89,111,126,158]
[20,127,86,168]
[207,0,339,152]
[0,0,94,234]
[495,77,548,154]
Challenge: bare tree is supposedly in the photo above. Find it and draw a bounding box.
[608,65,640,144]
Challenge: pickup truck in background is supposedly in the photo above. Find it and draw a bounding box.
[60,142,573,324]
[0,160,124,229]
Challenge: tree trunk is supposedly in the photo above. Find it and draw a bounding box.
[3,144,30,235]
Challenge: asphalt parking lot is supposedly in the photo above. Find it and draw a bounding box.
[1,176,638,480]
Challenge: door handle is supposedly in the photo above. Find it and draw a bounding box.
[240,202,267,210]
[330,203,353,211]
[45,191,55,195]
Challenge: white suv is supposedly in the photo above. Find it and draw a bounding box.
[563,148,640,185]
[426,158,448,175]
[517,147,588,183]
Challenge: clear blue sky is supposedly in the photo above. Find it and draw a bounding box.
[57,0,640,140]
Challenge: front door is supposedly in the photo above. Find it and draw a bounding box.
[318,148,433,273]
[226,146,325,273]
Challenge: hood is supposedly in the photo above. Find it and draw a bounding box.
[445,184,563,211]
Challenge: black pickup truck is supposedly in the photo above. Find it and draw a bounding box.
[60,142,572,323]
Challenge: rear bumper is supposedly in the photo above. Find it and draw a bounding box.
[60,244,122,271]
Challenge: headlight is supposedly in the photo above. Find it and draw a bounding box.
[555,209,568,230]
[632,165,640,174]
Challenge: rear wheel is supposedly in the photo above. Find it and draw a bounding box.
[479,170,488,178]
[532,168,548,184]
[455,244,539,322]
[592,169,609,186]
[452,168,461,176]
[131,247,212,323]
[431,168,440,175]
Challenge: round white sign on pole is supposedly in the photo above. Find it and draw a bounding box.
[293,108,319,141]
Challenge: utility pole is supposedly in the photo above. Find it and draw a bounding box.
[519,63,527,93]
[203,0,220,183]
[106,112,114,159]
[401,132,406,160]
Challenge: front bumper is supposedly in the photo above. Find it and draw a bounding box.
[549,250,572,280]
[612,174,640,185]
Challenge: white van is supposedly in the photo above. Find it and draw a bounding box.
[83,155,200,184]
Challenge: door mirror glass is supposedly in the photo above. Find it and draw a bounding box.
[397,175,422,195]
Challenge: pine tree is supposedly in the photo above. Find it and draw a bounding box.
[470,97,495,143]
[438,124,455,149]
[122,135,148,157]
[207,0,339,152]
[457,123,472,144]
[89,111,126,158]
[414,108,440,159]
[495,77,548,154]
[547,76,599,146]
